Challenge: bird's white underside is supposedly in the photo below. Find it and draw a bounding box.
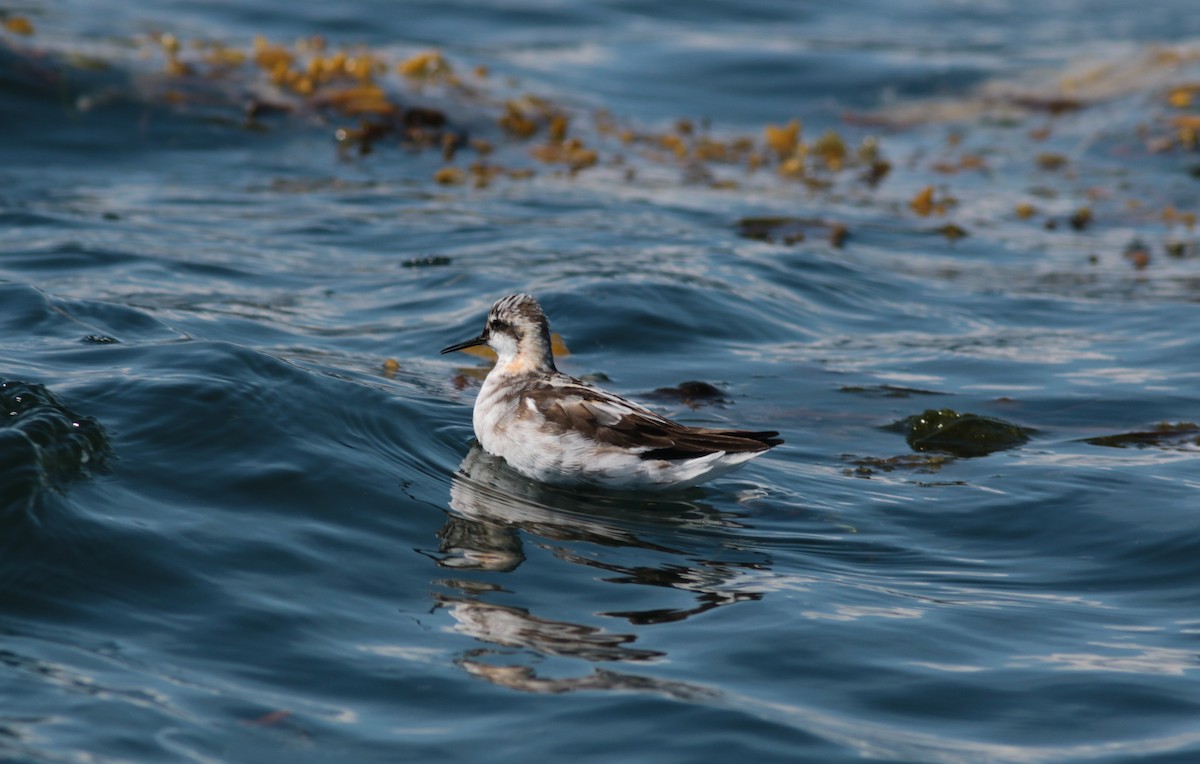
[474,366,765,490]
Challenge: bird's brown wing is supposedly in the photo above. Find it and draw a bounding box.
[524,379,782,461]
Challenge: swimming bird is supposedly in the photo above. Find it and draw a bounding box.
[441,294,782,490]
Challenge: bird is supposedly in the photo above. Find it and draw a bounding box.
[440,294,782,490]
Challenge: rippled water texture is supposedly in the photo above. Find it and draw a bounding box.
[3,2,1200,762]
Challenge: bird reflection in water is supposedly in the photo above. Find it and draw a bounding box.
[426,443,768,694]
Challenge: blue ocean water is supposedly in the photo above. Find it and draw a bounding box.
[3,1,1200,762]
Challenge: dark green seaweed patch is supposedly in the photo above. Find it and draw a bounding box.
[839,384,947,399]
[1082,421,1200,449]
[888,408,1031,457]
[844,453,954,477]
[735,216,849,247]
[643,381,728,408]
[0,379,111,493]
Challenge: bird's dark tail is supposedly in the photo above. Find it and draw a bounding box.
[639,429,783,461]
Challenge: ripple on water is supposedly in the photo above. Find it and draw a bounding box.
[3,1,1200,761]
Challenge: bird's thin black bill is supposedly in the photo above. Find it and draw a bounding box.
[440,336,487,354]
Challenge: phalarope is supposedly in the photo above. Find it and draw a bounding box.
[441,294,782,490]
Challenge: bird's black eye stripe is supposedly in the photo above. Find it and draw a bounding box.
[489,319,510,333]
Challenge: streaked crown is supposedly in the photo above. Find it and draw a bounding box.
[486,293,556,372]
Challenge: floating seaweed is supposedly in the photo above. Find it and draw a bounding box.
[0,380,111,515]
[10,21,1199,279]
[910,186,956,216]
[1124,239,1152,269]
[434,166,465,185]
[643,381,728,408]
[2,16,34,36]
[1036,153,1068,171]
[735,216,849,247]
[828,223,849,248]
[1069,207,1094,231]
[838,384,946,399]
[402,256,452,268]
[1082,422,1200,449]
[1165,240,1198,258]
[887,408,1031,457]
[936,223,969,241]
[0,25,902,205]
[843,453,954,477]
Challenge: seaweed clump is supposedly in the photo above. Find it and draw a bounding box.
[888,408,1031,457]
[736,216,850,248]
[643,381,728,408]
[1083,421,1200,449]
[0,380,110,508]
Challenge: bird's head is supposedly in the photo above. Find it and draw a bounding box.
[440,293,557,373]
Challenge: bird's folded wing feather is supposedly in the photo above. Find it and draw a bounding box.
[525,380,781,460]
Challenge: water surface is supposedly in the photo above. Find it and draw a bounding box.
[3,2,1200,762]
